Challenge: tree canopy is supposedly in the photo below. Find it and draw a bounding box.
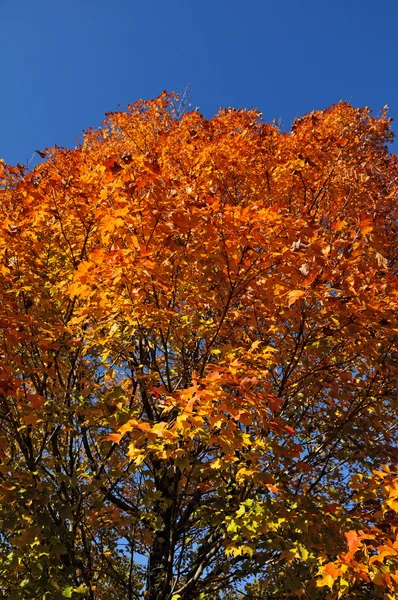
[0,93,397,599]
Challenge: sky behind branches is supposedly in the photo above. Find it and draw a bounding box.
[1,0,397,166]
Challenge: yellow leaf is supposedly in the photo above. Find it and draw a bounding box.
[250,340,262,351]
[316,574,334,589]
[151,423,167,437]
[119,419,139,434]
[287,289,305,306]
[386,497,398,512]
[297,544,309,561]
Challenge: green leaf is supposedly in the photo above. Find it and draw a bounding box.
[73,585,89,596]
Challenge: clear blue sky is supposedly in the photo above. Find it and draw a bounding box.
[1,0,397,166]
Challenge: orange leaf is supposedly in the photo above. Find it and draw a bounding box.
[30,394,45,409]
[103,433,123,444]
[345,530,361,556]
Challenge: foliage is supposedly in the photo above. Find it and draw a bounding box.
[0,92,397,599]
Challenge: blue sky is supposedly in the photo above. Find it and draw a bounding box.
[1,0,397,166]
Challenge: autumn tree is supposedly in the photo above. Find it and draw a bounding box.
[0,93,397,600]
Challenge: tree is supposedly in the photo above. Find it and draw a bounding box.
[0,92,397,599]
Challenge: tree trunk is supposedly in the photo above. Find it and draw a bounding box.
[146,464,178,600]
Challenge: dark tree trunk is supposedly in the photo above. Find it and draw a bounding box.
[146,462,179,600]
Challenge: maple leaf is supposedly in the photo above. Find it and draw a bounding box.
[103,433,123,444]
[286,289,305,306]
[345,530,361,557]
[317,563,342,589]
